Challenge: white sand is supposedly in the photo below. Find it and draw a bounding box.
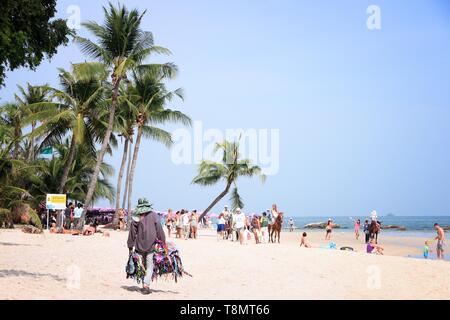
[0,228,449,299]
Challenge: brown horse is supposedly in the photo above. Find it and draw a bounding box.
[269,213,283,243]
[369,220,381,243]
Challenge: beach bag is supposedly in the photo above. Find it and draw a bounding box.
[125,252,146,284]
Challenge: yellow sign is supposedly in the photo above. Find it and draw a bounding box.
[46,194,67,210]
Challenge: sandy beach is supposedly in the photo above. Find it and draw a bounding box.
[0,227,448,300]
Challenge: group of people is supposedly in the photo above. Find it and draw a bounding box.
[163,209,201,240]
[215,203,283,245]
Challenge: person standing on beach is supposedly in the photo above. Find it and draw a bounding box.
[217,213,225,241]
[325,219,333,240]
[363,220,370,243]
[190,210,198,239]
[127,198,166,295]
[182,210,190,240]
[288,217,295,232]
[354,219,361,240]
[233,208,246,244]
[64,202,74,230]
[434,223,445,260]
[260,212,269,243]
[175,211,182,238]
[251,215,261,243]
[166,208,173,237]
[73,203,83,228]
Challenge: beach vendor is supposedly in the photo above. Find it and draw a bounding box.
[434,223,445,260]
[127,198,166,295]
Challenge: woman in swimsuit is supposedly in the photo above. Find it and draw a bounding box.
[325,219,333,240]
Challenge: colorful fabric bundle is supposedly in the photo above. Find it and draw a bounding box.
[125,252,146,284]
[151,240,192,282]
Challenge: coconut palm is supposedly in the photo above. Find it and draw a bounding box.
[123,68,191,226]
[14,83,51,162]
[192,139,266,221]
[0,103,26,159]
[27,139,115,206]
[74,2,172,228]
[26,62,111,194]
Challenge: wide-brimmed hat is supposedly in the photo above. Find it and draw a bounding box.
[134,198,153,216]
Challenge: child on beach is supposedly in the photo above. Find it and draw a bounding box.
[300,232,311,248]
[217,213,225,241]
[423,241,433,259]
[367,239,384,255]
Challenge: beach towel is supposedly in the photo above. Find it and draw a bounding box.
[151,240,192,282]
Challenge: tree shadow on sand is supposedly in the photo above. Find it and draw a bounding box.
[121,285,179,295]
[0,269,65,282]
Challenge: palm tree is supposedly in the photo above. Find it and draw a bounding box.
[192,139,266,221]
[28,139,115,206]
[14,83,51,162]
[74,2,171,228]
[124,68,191,226]
[27,62,111,194]
[0,103,25,159]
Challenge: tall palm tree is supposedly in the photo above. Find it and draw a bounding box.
[193,139,266,221]
[27,62,110,194]
[0,103,25,159]
[14,83,51,162]
[124,68,191,226]
[74,2,171,228]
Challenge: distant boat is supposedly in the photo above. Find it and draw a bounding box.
[386,213,395,217]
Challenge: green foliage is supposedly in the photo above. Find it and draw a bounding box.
[28,208,42,230]
[0,208,13,228]
[0,0,72,87]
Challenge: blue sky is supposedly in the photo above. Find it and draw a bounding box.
[2,0,450,216]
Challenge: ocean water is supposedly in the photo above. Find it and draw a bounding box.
[284,216,450,237]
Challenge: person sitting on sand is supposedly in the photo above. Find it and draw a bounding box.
[83,224,97,236]
[300,232,311,248]
[434,223,445,260]
[367,239,384,255]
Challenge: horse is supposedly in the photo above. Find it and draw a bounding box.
[369,220,381,243]
[269,213,283,243]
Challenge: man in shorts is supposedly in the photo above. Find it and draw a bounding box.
[434,223,445,260]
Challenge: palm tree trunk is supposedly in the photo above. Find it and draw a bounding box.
[126,125,143,229]
[77,79,121,229]
[27,122,36,162]
[198,181,232,222]
[12,125,20,159]
[112,138,129,228]
[122,139,132,208]
[57,134,76,194]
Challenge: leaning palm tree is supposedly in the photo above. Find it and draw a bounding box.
[193,139,266,221]
[74,2,171,228]
[121,67,191,227]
